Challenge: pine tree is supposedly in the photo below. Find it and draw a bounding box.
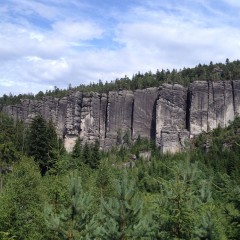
[26,116,58,175]
[95,170,150,239]
[90,140,100,169]
[82,142,91,165]
[0,158,45,240]
[71,138,82,159]
[45,172,96,240]
[96,159,114,198]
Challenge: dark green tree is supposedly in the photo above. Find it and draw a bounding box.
[0,157,45,240]
[45,172,96,239]
[95,170,150,239]
[26,116,58,175]
[71,138,82,159]
[89,140,100,169]
[82,142,91,165]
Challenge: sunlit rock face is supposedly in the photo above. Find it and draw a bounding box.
[104,90,134,149]
[160,126,190,154]
[2,80,240,154]
[189,80,236,136]
[156,83,187,147]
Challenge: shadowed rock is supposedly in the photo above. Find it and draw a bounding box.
[132,87,159,141]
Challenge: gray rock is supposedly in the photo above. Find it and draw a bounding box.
[190,81,235,136]
[105,90,134,149]
[80,92,101,144]
[160,126,189,154]
[232,80,240,116]
[2,80,240,154]
[156,83,187,147]
[189,81,209,135]
[132,87,159,141]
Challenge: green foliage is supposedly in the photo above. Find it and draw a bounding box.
[0,113,240,239]
[95,159,115,198]
[71,137,82,159]
[45,172,96,240]
[26,115,59,175]
[0,158,45,240]
[95,170,150,239]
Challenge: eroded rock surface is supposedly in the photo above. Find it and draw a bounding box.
[156,83,187,146]
[2,80,240,153]
[190,80,236,136]
[132,87,159,141]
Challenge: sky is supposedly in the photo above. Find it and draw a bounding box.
[0,0,240,96]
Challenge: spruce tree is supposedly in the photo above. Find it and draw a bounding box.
[95,170,150,239]
[45,172,96,240]
[71,138,82,159]
[26,116,58,175]
[0,158,45,240]
[90,140,100,169]
[82,142,91,165]
[96,159,114,198]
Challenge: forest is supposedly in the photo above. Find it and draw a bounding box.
[1,58,240,107]
[0,111,240,240]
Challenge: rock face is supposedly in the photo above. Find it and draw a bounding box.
[2,80,240,153]
[105,90,134,149]
[132,87,159,141]
[189,81,236,136]
[156,84,187,150]
[160,126,190,154]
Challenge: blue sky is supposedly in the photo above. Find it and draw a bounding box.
[0,0,240,96]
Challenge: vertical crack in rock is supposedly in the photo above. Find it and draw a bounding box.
[99,93,108,149]
[156,83,187,152]
[186,88,191,131]
[231,80,236,115]
[232,80,240,116]
[132,87,159,141]
[150,98,158,141]
[189,81,208,135]
[131,97,134,140]
[105,90,134,149]
[104,93,108,139]
[208,80,217,131]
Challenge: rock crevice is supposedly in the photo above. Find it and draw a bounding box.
[3,80,240,153]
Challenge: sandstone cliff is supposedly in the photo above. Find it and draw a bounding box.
[3,80,240,153]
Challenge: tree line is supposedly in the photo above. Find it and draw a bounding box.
[1,59,240,108]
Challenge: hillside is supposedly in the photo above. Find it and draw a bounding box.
[0,113,239,239]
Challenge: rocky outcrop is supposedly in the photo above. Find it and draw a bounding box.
[132,87,159,141]
[105,90,134,149]
[156,84,187,148]
[189,81,236,135]
[232,80,240,116]
[160,126,189,154]
[2,80,240,153]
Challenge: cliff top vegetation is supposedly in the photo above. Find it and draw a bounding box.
[1,58,240,107]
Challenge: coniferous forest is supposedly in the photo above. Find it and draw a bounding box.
[0,111,240,240]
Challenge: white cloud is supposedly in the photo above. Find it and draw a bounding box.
[0,0,240,96]
[52,21,104,41]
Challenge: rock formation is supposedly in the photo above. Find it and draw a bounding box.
[2,80,240,153]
